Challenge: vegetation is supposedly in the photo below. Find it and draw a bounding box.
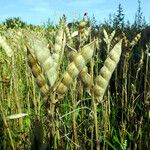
[0,1,149,150]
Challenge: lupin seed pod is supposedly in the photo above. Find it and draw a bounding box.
[63,22,72,45]
[80,27,91,46]
[27,47,49,100]
[122,32,129,47]
[67,45,92,88]
[0,35,13,57]
[26,32,57,87]
[51,23,65,84]
[34,40,56,86]
[103,28,109,44]
[79,67,92,88]
[109,30,116,42]
[79,20,87,29]
[56,40,96,94]
[93,40,122,102]
[79,20,88,47]
[129,33,141,48]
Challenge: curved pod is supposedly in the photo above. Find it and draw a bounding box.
[94,40,122,102]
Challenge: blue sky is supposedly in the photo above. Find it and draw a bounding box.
[0,0,149,25]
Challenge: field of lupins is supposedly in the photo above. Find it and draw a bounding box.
[0,17,149,150]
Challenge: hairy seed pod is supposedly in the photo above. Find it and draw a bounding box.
[71,31,78,38]
[122,32,129,47]
[26,32,57,86]
[103,28,109,44]
[0,35,13,57]
[129,33,141,48]
[109,30,116,42]
[66,44,78,61]
[79,67,92,88]
[80,27,91,46]
[56,40,96,94]
[110,36,121,51]
[63,22,72,45]
[93,40,122,102]
[79,20,87,29]
[27,48,49,100]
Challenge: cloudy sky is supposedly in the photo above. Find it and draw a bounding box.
[0,0,149,25]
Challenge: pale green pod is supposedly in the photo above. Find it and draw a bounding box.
[100,66,112,81]
[53,25,64,54]
[71,31,78,38]
[27,48,49,100]
[27,34,57,86]
[109,30,116,42]
[104,57,116,72]
[74,54,86,70]
[93,85,105,98]
[94,40,122,101]
[130,33,141,48]
[0,35,13,57]
[103,28,109,44]
[67,63,79,79]
[80,67,92,88]
[81,40,96,61]
[95,76,107,89]
[64,22,72,44]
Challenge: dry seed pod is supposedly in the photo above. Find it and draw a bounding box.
[66,44,78,61]
[63,22,72,45]
[71,31,78,38]
[103,28,109,44]
[79,20,87,29]
[79,67,92,88]
[56,40,96,94]
[0,35,13,57]
[129,33,141,48]
[122,32,129,47]
[79,20,87,47]
[80,27,91,46]
[27,48,49,100]
[26,33,57,86]
[93,40,122,102]
[109,30,116,42]
[67,45,92,88]
[52,24,65,80]
[35,43,56,86]
[103,29,116,53]
[53,24,64,54]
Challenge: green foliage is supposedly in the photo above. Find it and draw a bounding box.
[2,17,27,29]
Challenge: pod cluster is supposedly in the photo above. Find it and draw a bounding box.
[56,40,96,94]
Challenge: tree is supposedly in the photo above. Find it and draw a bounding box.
[134,0,147,30]
[113,3,125,29]
[2,17,26,29]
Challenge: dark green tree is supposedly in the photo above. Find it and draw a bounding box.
[134,0,147,30]
[2,17,26,29]
[113,3,125,29]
